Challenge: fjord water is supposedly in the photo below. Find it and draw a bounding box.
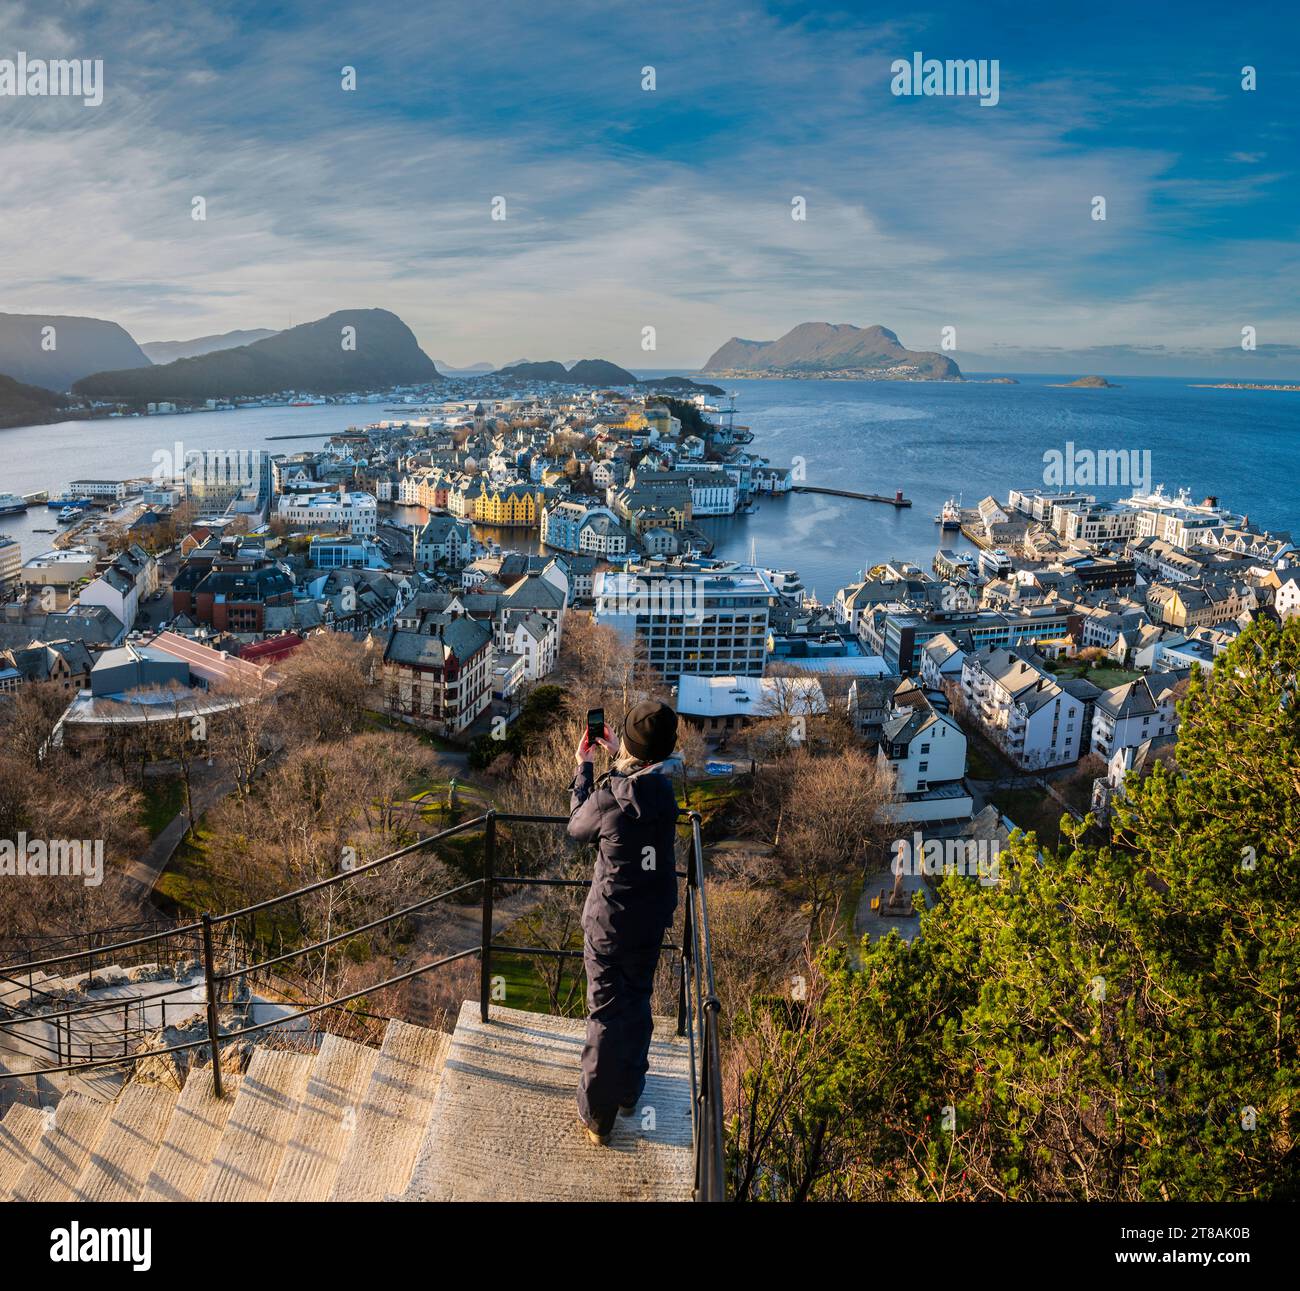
[698,375,1300,597]
[0,375,1297,598]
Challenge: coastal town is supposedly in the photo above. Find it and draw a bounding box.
[1,377,1295,864]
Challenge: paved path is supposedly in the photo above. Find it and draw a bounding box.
[120,768,234,906]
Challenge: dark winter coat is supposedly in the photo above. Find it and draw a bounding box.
[568,761,679,954]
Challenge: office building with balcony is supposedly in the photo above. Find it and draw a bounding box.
[184,449,273,520]
[960,646,1085,769]
[862,603,1078,677]
[594,567,776,683]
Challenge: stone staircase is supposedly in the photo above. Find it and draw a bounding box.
[0,1001,696,1203]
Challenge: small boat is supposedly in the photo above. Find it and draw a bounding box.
[935,497,962,529]
[57,506,83,523]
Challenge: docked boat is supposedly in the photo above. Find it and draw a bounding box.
[935,497,962,529]
[0,492,28,515]
[46,494,92,510]
[57,506,83,523]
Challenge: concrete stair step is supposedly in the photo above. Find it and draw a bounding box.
[62,965,130,992]
[0,1104,48,1202]
[74,1082,179,1201]
[0,972,70,1015]
[403,1002,694,1202]
[142,1067,241,1202]
[198,1048,314,1202]
[328,1020,450,1202]
[10,1091,111,1201]
[270,1034,380,1202]
[0,1059,42,1117]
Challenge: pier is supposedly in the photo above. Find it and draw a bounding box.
[791,485,912,508]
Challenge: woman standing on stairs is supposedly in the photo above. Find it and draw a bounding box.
[568,700,680,1147]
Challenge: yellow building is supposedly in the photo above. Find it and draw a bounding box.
[607,410,648,432]
[475,485,543,528]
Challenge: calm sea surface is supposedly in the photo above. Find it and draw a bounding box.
[1,375,1297,598]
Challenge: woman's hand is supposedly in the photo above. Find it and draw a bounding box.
[576,725,619,765]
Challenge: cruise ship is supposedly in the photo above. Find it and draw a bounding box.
[0,491,28,515]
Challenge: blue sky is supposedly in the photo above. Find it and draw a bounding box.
[3,0,1298,374]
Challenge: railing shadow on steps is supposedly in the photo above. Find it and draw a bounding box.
[0,810,726,1202]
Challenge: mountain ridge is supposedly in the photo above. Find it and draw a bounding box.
[0,372,75,430]
[0,312,151,391]
[141,329,279,364]
[73,309,439,403]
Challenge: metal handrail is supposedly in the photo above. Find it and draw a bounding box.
[0,921,204,977]
[0,806,726,1200]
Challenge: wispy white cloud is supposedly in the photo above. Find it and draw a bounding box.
[0,0,1295,369]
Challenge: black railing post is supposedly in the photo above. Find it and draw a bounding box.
[200,913,224,1099]
[480,811,496,1023]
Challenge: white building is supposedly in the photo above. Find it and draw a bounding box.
[277,490,378,537]
[877,692,972,823]
[1119,486,1244,550]
[69,479,127,502]
[77,544,158,633]
[676,673,827,742]
[20,547,98,588]
[497,610,559,681]
[1053,502,1139,544]
[1008,488,1094,522]
[415,514,475,570]
[670,466,738,516]
[961,646,1085,769]
[1091,675,1181,759]
[1275,573,1300,621]
[919,632,968,691]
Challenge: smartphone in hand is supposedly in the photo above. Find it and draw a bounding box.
[586,707,605,747]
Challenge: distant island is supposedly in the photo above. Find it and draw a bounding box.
[1190,382,1300,392]
[73,309,440,403]
[494,358,722,393]
[1049,375,1120,388]
[701,322,961,380]
[637,375,725,395]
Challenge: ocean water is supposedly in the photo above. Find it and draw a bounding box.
[695,375,1300,597]
[1,376,1297,598]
